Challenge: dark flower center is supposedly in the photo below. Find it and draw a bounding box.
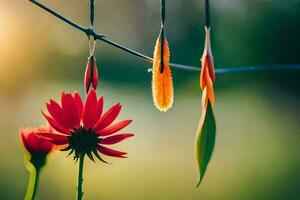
[62,126,105,162]
[69,126,99,153]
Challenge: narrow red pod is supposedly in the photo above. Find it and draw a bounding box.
[84,56,99,93]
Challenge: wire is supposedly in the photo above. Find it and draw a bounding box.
[28,0,300,74]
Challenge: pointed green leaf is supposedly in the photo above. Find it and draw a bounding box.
[196,101,216,187]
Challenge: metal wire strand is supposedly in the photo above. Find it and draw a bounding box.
[28,0,300,74]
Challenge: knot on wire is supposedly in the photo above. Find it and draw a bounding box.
[86,28,95,39]
[85,28,105,40]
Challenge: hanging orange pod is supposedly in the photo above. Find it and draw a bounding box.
[84,56,98,93]
[151,31,174,112]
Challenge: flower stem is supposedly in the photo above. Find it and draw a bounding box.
[25,167,40,200]
[77,154,85,200]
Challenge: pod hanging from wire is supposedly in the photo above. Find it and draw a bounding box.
[195,0,217,187]
[84,1,99,94]
[84,37,99,93]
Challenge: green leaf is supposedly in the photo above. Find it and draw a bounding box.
[196,101,216,187]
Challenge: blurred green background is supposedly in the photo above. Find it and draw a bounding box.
[1,0,300,199]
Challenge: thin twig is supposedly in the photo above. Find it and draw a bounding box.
[28,0,300,74]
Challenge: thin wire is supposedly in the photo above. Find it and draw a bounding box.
[90,0,95,28]
[89,0,96,57]
[160,0,166,73]
[89,37,92,55]
[91,40,96,56]
[28,0,300,74]
[89,38,96,57]
[161,0,165,25]
[215,64,300,74]
[205,0,210,27]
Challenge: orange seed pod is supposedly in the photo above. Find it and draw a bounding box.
[151,33,174,112]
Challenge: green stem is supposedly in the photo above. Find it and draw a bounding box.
[25,167,40,200]
[77,154,85,200]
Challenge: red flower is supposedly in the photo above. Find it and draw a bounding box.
[20,127,54,156]
[84,56,98,93]
[39,88,133,161]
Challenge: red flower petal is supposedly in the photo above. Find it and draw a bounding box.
[97,96,104,118]
[93,103,122,132]
[96,120,132,136]
[38,132,69,145]
[42,112,69,134]
[46,100,70,129]
[92,62,98,90]
[74,91,83,119]
[20,128,54,155]
[84,57,92,93]
[61,92,80,128]
[100,133,134,145]
[21,130,30,150]
[97,145,127,158]
[83,89,99,128]
[54,144,69,150]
